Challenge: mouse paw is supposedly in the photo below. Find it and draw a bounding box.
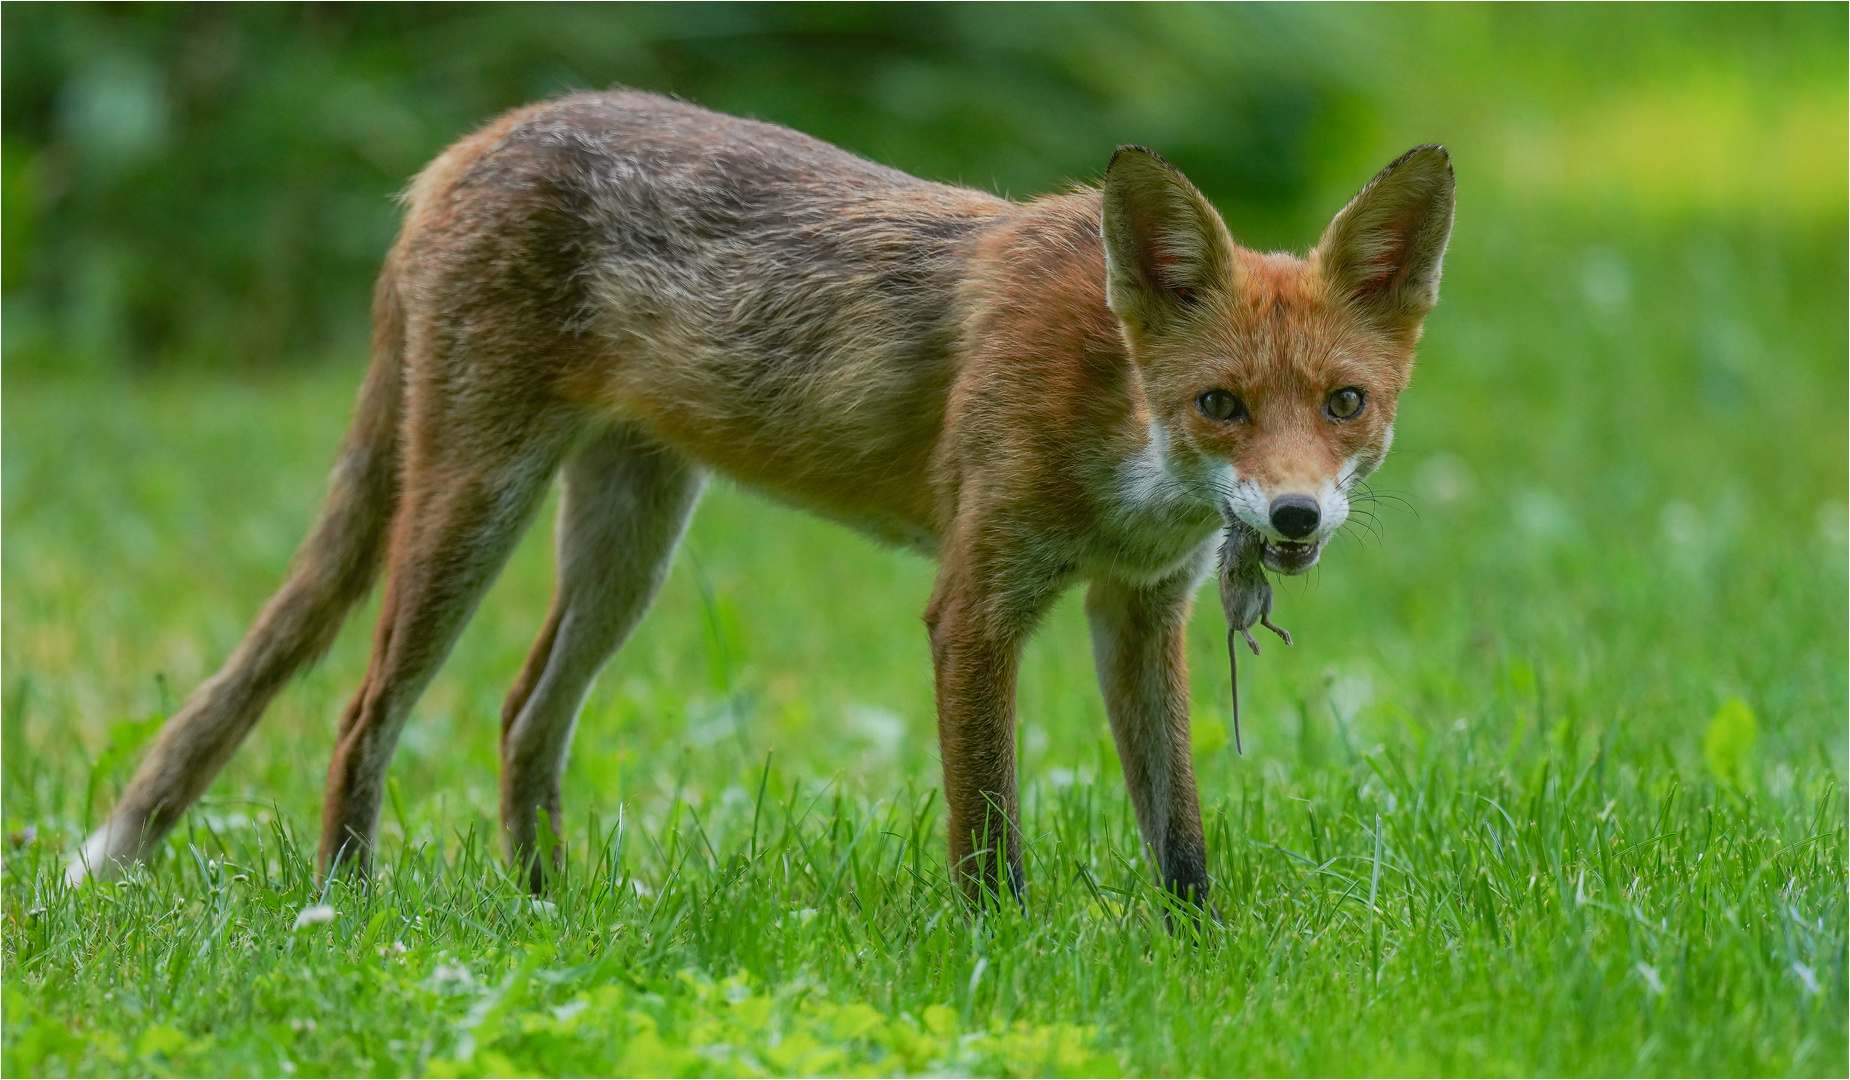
[1260,614,1293,646]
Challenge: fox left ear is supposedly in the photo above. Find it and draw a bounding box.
[1101,145,1233,340]
[1316,145,1455,333]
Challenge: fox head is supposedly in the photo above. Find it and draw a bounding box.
[1101,144,1454,574]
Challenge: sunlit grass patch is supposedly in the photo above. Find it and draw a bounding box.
[5,716,1843,1076]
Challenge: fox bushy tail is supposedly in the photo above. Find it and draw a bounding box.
[69,270,408,882]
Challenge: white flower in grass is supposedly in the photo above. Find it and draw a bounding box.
[1635,962,1664,996]
[1793,963,1821,997]
[292,904,337,930]
[425,962,478,994]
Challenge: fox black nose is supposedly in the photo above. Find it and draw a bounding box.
[1269,495,1321,539]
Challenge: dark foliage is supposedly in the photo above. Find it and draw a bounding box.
[2,3,1370,371]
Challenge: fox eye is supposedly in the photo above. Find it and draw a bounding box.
[1197,389,1248,423]
[1325,387,1366,421]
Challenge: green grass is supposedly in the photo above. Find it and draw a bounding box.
[5,202,1847,1075]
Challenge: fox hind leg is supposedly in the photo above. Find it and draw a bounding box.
[319,409,576,875]
[499,424,704,891]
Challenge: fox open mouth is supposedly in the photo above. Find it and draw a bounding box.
[1261,539,1322,574]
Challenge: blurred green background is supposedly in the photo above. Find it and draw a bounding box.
[4,3,1842,372]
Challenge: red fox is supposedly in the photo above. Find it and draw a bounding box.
[71,91,1453,906]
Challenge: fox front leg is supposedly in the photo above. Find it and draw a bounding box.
[924,530,1069,907]
[1085,573,1211,909]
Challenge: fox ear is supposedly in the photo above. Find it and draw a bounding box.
[1316,145,1455,332]
[1101,145,1233,338]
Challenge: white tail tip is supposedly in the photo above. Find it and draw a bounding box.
[65,823,131,886]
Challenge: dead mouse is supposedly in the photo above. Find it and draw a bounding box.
[1218,520,1293,754]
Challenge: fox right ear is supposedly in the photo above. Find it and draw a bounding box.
[1316,145,1455,334]
[1101,146,1233,339]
